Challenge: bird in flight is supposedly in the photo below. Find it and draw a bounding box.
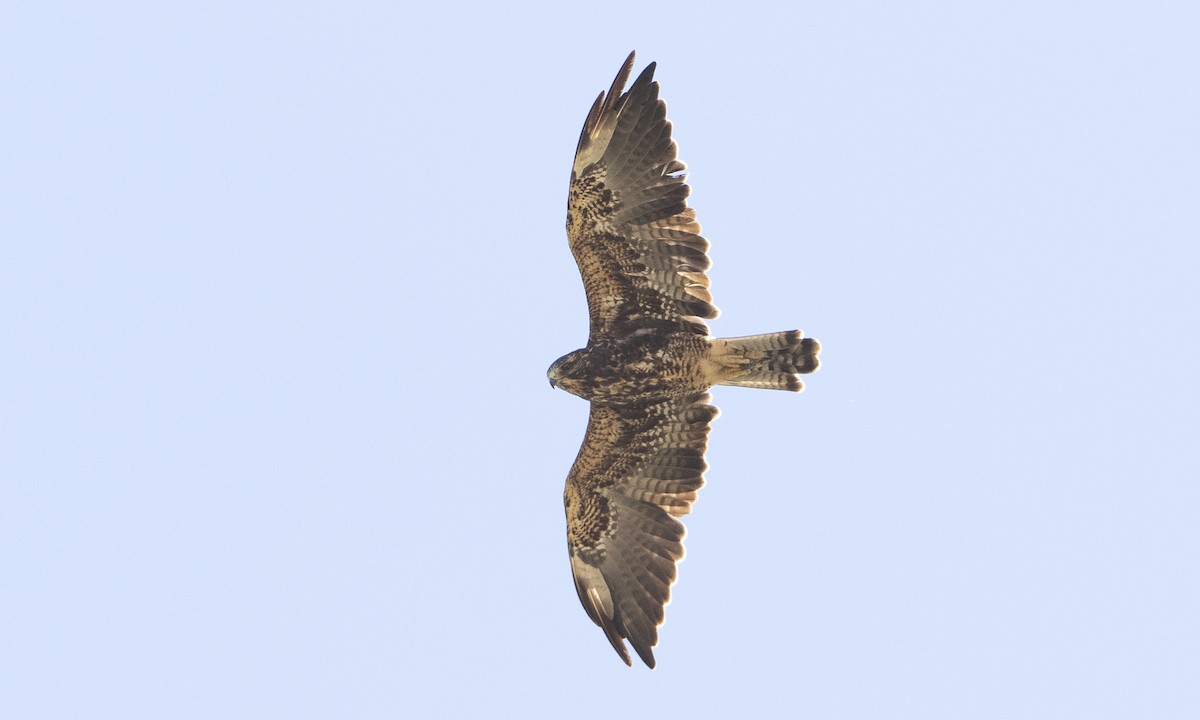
[549,52,821,667]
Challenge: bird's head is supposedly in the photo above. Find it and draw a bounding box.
[548,348,589,397]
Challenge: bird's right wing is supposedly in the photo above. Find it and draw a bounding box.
[563,392,718,668]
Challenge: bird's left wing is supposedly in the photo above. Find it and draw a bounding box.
[564,392,718,668]
[566,52,717,340]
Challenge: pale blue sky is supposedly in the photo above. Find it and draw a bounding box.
[2,1,1198,718]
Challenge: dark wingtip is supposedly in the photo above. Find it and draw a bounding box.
[578,52,642,156]
[604,627,633,666]
[635,645,657,669]
[603,51,638,114]
[631,60,657,94]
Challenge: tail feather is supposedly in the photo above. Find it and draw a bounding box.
[711,330,821,392]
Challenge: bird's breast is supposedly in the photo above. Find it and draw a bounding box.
[566,333,712,404]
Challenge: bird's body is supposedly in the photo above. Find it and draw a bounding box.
[550,331,712,404]
[551,52,821,668]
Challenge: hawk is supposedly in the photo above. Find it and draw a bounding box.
[549,52,821,668]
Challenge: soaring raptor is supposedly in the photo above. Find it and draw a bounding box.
[549,52,821,667]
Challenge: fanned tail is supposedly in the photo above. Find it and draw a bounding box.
[711,330,821,392]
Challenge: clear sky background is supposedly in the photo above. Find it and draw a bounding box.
[3,1,1198,718]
